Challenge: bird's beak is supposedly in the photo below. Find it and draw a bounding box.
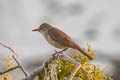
[32,28,39,32]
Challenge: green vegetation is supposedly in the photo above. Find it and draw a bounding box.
[0,44,113,80]
[40,44,113,80]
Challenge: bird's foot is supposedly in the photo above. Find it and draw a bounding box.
[51,50,63,59]
[62,48,68,52]
[54,50,63,54]
[53,48,68,57]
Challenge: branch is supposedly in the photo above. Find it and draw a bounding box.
[22,66,44,80]
[0,43,29,77]
[44,55,58,80]
[23,51,60,80]
[23,51,90,80]
[12,55,29,77]
[0,43,18,57]
[0,66,19,75]
[0,43,91,80]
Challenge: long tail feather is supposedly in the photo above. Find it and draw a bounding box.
[77,47,93,60]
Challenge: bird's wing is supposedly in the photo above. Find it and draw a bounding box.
[48,28,75,47]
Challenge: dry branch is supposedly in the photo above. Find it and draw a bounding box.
[0,43,29,77]
[22,66,44,80]
[12,55,29,77]
[0,66,19,75]
[23,51,88,80]
[0,43,90,80]
[0,43,18,56]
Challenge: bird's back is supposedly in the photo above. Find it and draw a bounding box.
[47,26,79,49]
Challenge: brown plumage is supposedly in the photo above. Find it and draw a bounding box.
[32,23,93,60]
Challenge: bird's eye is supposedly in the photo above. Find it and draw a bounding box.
[39,25,44,30]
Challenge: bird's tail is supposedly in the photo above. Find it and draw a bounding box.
[76,46,93,60]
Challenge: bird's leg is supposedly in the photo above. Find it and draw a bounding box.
[54,48,68,54]
[54,50,63,56]
[54,48,69,56]
[57,48,69,53]
[62,48,69,52]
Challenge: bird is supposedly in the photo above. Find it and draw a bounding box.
[32,23,93,60]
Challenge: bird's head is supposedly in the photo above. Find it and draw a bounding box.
[32,23,50,33]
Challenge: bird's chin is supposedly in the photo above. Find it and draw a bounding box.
[39,31,44,35]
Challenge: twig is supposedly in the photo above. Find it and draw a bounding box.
[23,51,87,80]
[23,51,60,80]
[44,63,58,80]
[58,52,80,80]
[0,43,29,78]
[57,51,89,80]
[44,53,59,80]
[0,43,83,80]
[52,63,58,80]
[0,43,18,57]
[44,62,50,80]
[0,66,19,75]
[12,55,29,77]
[44,51,86,80]
[22,66,44,80]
